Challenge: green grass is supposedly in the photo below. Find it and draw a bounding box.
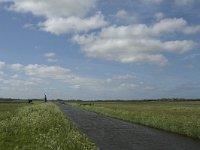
[0,102,29,120]
[66,101,200,140]
[0,102,97,150]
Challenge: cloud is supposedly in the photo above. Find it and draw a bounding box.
[73,18,197,65]
[2,61,119,99]
[39,12,107,35]
[3,60,198,99]
[4,0,97,18]
[11,74,19,78]
[150,18,200,35]
[5,62,134,98]
[9,63,85,86]
[46,58,58,62]
[0,0,107,34]
[0,71,4,81]
[44,52,58,62]
[0,71,4,76]
[3,78,45,87]
[151,18,187,35]
[115,10,137,23]
[7,62,142,95]
[154,12,165,20]
[44,52,56,58]
[105,74,136,84]
[183,25,200,34]
[9,63,24,71]
[10,64,71,79]
[24,23,35,29]
[9,63,100,88]
[23,64,71,78]
[0,61,5,68]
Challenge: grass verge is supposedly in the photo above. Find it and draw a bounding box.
[0,102,97,150]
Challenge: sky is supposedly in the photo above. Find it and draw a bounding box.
[0,0,200,100]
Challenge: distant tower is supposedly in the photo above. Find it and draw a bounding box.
[44,94,47,102]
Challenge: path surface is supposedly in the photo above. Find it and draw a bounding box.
[58,104,200,150]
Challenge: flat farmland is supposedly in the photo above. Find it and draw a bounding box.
[67,101,200,140]
[0,102,28,121]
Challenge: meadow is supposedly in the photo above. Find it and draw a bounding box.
[0,101,96,150]
[66,101,200,140]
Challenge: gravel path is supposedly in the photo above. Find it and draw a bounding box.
[58,104,200,150]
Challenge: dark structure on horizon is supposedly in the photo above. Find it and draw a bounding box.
[28,99,32,103]
[44,94,47,102]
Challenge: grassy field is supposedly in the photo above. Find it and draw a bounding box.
[66,101,200,140]
[0,102,96,150]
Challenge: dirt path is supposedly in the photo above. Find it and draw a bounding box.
[58,104,200,150]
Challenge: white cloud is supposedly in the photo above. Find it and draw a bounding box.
[39,12,107,35]
[23,64,70,78]
[0,60,144,98]
[7,62,141,94]
[154,12,165,20]
[0,71,4,76]
[24,23,35,29]
[73,18,197,65]
[10,63,71,78]
[3,77,46,88]
[151,18,200,35]
[0,0,107,34]
[44,52,59,62]
[9,63,24,71]
[84,18,198,38]
[183,25,200,34]
[1,61,117,99]
[151,18,187,35]
[1,60,185,99]
[11,74,19,78]
[9,63,100,88]
[105,74,136,83]
[47,58,58,62]
[115,10,128,19]
[44,52,56,58]
[73,34,171,65]
[0,61,5,68]
[115,10,137,22]
[4,0,97,18]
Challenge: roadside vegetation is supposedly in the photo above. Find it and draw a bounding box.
[0,102,97,150]
[66,101,200,140]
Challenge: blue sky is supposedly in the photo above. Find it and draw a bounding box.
[0,0,200,100]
